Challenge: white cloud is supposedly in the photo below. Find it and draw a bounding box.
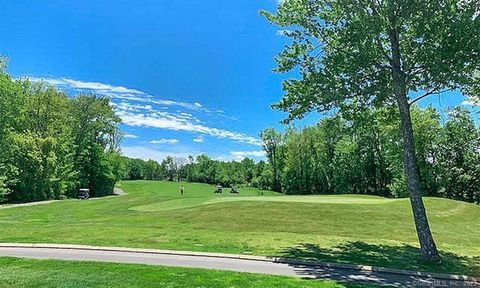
[124,134,138,139]
[27,76,240,120]
[193,135,204,143]
[27,75,261,146]
[27,76,205,111]
[117,110,262,146]
[230,150,266,161]
[62,78,143,94]
[276,29,292,36]
[150,139,179,144]
[112,101,154,112]
[28,76,143,94]
[122,146,193,162]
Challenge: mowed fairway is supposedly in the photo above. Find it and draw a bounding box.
[0,180,478,276]
[132,195,395,212]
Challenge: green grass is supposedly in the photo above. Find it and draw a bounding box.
[0,257,369,288]
[132,195,396,212]
[0,180,479,276]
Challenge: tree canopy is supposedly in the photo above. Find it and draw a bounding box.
[262,0,479,120]
[0,67,123,202]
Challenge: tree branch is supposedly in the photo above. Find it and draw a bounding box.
[409,87,453,106]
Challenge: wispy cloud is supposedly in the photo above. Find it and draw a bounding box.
[27,76,206,111]
[122,146,194,162]
[150,139,179,144]
[117,110,262,146]
[193,135,204,143]
[124,134,139,139]
[230,150,266,161]
[29,76,243,120]
[28,76,143,94]
[27,76,262,146]
[276,29,292,36]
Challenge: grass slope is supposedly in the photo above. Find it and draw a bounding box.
[0,257,369,288]
[132,195,396,212]
[0,180,478,276]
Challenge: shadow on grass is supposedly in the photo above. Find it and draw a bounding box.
[275,242,479,277]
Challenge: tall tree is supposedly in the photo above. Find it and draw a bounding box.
[10,81,74,201]
[0,68,24,201]
[262,0,479,261]
[70,95,120,197]
[260,128,285,192]
[162,156,176,181]
[0,62,124,203]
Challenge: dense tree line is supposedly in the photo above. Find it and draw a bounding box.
[119,156,185,182]
[0,66,123,203]
[261,106,480,204]
[184,155,274,188]
[119,154,274,190]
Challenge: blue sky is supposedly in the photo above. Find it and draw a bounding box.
[0,0,477,162]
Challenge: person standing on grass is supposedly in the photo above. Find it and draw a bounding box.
[180,185,185,195]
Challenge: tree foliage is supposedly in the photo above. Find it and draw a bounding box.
[0,69,123,202]
[262,0,479,260]
[121,154,273,190]
[259,106,480,204]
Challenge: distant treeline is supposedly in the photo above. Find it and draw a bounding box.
[0,68,124,203]
[120,155,272,189]
[260,106,480,204]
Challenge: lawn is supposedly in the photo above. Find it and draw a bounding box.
[0,257,368,288]
[0,180,478,276]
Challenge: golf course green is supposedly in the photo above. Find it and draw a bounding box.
[131,194,397,212]
[0,180,478,276]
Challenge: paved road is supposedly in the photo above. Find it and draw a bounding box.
[0,200,58,210]
[0,246,477,287]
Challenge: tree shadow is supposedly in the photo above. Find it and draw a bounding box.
[275,241,479,277]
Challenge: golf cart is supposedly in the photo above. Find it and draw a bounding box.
[78,188,90,200]
[214,185,223,194]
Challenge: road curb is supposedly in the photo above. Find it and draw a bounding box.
[0,243,478,282]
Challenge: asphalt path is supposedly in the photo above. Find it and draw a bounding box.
[0,246,478,287]
[0,188,126,210]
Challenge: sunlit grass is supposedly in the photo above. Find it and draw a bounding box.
[0,257,370,288]
[0,180,478,275]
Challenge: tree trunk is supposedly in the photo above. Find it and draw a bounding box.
[389,30,441,262]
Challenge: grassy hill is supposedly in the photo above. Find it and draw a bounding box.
[0,180,478,276]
